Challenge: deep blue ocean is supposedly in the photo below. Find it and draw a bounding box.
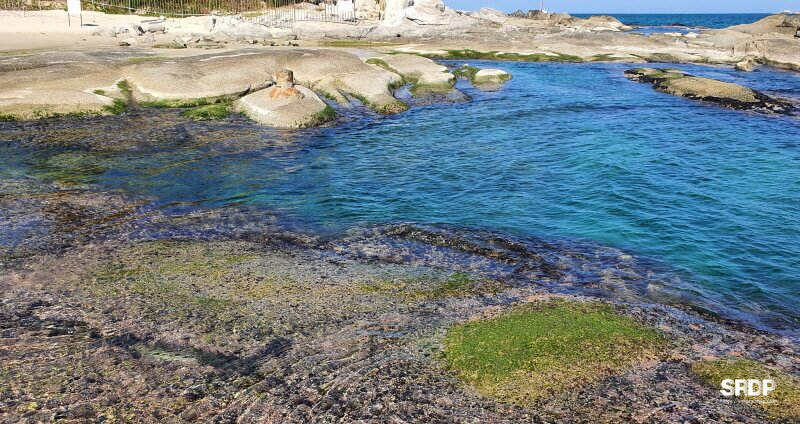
[1,61,799,336]
[574,13,773,34]
[574,13,771,28]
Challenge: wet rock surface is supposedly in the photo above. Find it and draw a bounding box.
[625,67,798,114]
[0,175,798,422]
[0,81,799,423]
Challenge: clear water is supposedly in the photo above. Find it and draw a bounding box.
[1,61,799,334]
[574,13,773,35]
[574,13,772,29]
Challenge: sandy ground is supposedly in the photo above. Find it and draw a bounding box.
[0,10,207,51]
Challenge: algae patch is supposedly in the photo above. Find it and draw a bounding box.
[140,97,231,109]
[414,49,583,63]
[103,99,128,116]
[360,272,505,301]
[303,105,337,127]
[181,103,231,120]
[691,358,800,420]
[443,300,663,404]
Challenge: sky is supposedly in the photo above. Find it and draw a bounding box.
[444,1,800,14]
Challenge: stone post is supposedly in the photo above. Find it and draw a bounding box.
[275,69,295,88]
[269,68,303,99]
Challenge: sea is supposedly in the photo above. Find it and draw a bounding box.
[574,13,774,34]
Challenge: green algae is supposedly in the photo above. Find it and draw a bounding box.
[127,56,169,64]
[87,242,270,339]
[349,92,409,115]
[303,105,337,127]
[181,103,230,120]
[29,152,110,186]
[443,300,664,404]
[139,97,232,109]
[409,82,456,98]
[691,358,800,420]
[116,80,133,98]
[453,65,480,81]
[103,99,128,115]
[153,43,188,49]
[414,49,583,63]
[365,58,398,74]
[360,272,505,301]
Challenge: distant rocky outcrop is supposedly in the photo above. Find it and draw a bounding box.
[625,68,796,114]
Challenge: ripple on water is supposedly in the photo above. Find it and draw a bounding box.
[0,61,798,336]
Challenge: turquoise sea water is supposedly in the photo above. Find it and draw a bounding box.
[574,13,773,35]
[1,61,799,335]
[574,13,772,29]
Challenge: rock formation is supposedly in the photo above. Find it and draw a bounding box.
[625,68,796,114]
[236,68,330,128]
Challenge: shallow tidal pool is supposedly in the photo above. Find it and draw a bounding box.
[1,60,799,337]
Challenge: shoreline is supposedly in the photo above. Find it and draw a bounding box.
[1,101,798,341]
[1,191,797,421]
[1,6,799,423]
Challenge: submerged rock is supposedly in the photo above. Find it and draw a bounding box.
[735,56,759,72]
[473,69,512,91]
[369,54,467,103]
[453,65,512,91]
[624,68,796,114]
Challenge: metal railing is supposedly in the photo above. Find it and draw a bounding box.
[88,0,356,25]
[1,0,358,25]
[0,0,45,15]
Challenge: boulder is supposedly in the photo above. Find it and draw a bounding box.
[727,14,797,36]
[92,27,117,37]
[470,8,508,24]
[377,53,454,86]
[0,62,120,120]
[472,68,512,90]
[355,0,382,21]
[735,57,758,72]
[145,22,166,33]
[213,18,273,41]
[624,68,796,114]
[117,23,144,36]
[203,17,216,32]
[372,0,478,38]
[291,21,369,39]
[236,84,329,128]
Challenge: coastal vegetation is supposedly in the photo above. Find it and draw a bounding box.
[360,272,506,301]
[181,103,231,120]
[103,99,128,115]
[303,105,337,127]
[127,55,169,63]
[349,91,410,114]
[416,49,584,63]
[443,300,664,404]
[116,79,133,98]
[139,97,231,109]
[452,65,480,81]
[152,42,188,49]
[691,359,800,420]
